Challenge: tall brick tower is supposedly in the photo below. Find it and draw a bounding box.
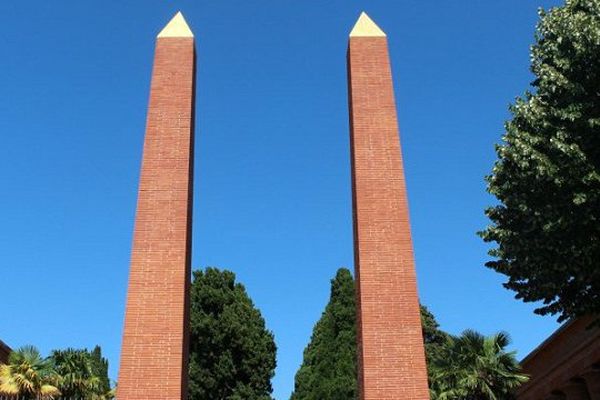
[117,12,195,400]
[347,12,430,400]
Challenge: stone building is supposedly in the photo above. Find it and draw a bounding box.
[517,315,600,400]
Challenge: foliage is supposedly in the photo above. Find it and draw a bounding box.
[290,268,357,400]
[0,345,112,400]
[480,0,600,321]
[429,331,528,400]
[290,268,450,400]
[89,346,111,397]
[0,345,60,399]
[188,267,277,400]
[421,304,451,367]
[50,348,110,399]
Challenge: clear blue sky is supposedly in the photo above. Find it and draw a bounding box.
[1,1,564,398]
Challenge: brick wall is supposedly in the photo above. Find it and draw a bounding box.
[348,34,430,400]
[517,316,600,400]
[116,34,195,400]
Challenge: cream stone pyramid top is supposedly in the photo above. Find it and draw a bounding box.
[157,12,194,38]
[349,12,386,37]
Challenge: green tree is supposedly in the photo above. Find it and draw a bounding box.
[188,267,277,400]
[51,348,101,399]
[89,346,111,397]
[429,331,528,400]
[0,345,60,399]
[290,268,449,400]
[421,304,451,366]
[480,0,600,321]
[290,268,357,400]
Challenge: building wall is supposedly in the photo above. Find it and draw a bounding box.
[517,316,600,400]
[0,340,11,364]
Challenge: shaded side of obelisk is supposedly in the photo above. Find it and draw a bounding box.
[117,12,195,400]
[347,12,430,400]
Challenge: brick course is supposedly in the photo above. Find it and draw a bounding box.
[348,35,430,400]
[116,35,195,400]
[516,316,600,400]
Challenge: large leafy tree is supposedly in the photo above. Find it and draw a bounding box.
[429,331,528,400]
[480,0,600,321]
[0,345,60,399]
[188,267,277,400]
[290,268,449,400]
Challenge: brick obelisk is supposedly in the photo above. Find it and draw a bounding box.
[117,12,195,400]
[347,13,430,400]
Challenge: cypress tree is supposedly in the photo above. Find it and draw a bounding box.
[188,267,277,400]
[89,346,111,395]
[290,268,357,400]
[290,268,448,400]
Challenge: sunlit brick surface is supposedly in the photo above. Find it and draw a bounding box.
[348,35,430,400]
[117,36,195,400]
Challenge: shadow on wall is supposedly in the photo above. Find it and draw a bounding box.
[516,316,600,400]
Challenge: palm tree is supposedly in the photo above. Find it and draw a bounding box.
[51,348,102,399]
[429,330,528,400]
[0,345,60,399]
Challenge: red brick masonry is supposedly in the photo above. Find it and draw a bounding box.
[117,35,195,400]
[347,35,430,400]
[516,316,600,400]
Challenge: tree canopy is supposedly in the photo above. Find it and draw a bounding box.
[421,304,451,366]
[429,331,528,400]
[290,268,450,400]
[50,347,112,399]
[290,268,527,400]
[0,346,60,400]
[90,346,111,397]
[0,345,112,400]
[188,267,277,400]
[290,268,357,400]
[480,0,600,321]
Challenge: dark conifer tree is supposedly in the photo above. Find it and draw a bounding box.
[90,346,111,395]
[188,267,277,400]
[290,268,357,400]
[290,268,448,400]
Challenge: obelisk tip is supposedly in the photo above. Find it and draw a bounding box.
[349,12,386,37]
[157,12,194,38]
